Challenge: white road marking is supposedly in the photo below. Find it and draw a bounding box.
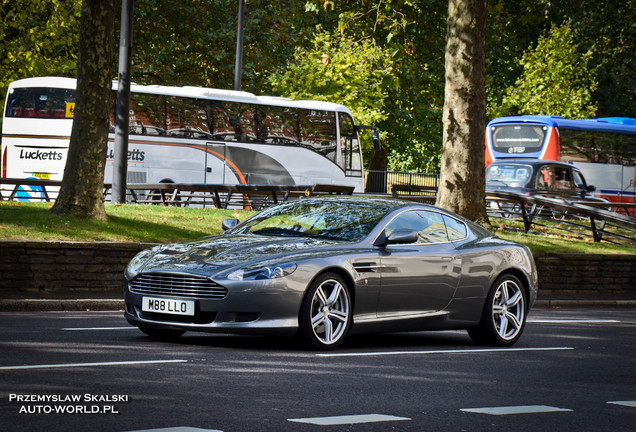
[288,414,410,425]
[528,319,620,324]
[461,405,573,415]
[62,327,135,331]
[608,401,636,408]
[0,359,187,371]
[125,428,222,432]
[317,347,573,358]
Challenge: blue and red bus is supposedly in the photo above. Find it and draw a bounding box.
[485,115,636,212]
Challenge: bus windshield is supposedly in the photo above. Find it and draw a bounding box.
[5,87,75,119]
[490,124,546,155]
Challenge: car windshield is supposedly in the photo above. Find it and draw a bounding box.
[232,198,395,242]
[486,164,533,187]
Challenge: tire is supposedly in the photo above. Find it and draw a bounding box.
[468,274,527,346]
[138,326,185,340]
[299,273,352,350]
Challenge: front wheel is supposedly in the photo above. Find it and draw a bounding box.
[299,273,352,350]
[468,274,527,346]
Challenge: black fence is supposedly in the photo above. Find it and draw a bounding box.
[365,170,440,194]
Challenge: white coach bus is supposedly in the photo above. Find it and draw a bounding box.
[1,77,371,199]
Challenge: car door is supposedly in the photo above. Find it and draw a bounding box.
[377,210,462,318]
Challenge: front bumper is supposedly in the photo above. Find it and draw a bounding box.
[124,280,304,336]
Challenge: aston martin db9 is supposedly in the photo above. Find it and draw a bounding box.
[124,196,537,350]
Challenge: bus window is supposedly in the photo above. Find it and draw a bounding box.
[338,113,362,176]
[300,109,337,162]
[215,101,257,142]
[130,93,167,136]
[5,87,75,118]
[258,105,300,144]
[166,97,212,139]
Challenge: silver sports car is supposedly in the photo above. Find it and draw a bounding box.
[124,196,537,350]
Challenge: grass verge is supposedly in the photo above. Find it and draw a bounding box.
[0,202,255,243]
[0,201,634,254]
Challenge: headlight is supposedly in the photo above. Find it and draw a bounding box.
[124,247,159,280]
[226,262,297,281]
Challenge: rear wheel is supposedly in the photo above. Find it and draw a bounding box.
[468,274,527,346]
[299,273,352,350]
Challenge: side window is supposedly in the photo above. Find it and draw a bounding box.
[129,93,167,136]
[385,210,448,244]
[258,105,300,144]
[553,167,574,191]
[573,171,587,191]
[300,109,337,162]
[166,97,212,139]
[443,216,467,241]
[536,166,554,190]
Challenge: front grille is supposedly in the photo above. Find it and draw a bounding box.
[129,273,228,299]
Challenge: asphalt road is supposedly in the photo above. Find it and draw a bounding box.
[0,308,634,432]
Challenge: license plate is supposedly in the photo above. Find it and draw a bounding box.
[142,297,195,316]
[33,173,51,180]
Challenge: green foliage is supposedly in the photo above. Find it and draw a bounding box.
[268,30,395,165]
[498,24,598,118]
[304,0,448,173]
[0,0,81,119]
[131,0,330,92]
[1,0,634,175]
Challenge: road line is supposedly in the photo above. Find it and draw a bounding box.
[528,319,620,324]
[461,405,572,415]
[0,359,187,371]
[62,327,135,331]
[608,401,636,408]
[288,414,410,425]
[125,427,222,432]
[317,347,573,358]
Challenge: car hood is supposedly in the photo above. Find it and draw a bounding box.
[132,234,346,277]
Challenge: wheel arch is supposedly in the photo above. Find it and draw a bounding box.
[496,267,531,308]
[305,266,356,307]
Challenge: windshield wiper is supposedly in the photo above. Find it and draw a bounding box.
[251,227,309,237]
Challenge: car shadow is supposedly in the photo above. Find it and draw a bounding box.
[126,329,477,352]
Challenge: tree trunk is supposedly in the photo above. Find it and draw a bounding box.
[50,0,116,220]
[436,0,488,224]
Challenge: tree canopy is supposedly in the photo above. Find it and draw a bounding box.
[1,0,634,174]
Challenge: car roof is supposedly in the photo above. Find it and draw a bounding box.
[489,159,580,170]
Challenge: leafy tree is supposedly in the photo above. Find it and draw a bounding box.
[304,0,448,173]
[436,0,488,223]
[499,24,599,118]
[269,30,394,170]
[131,0,331,92]
[50,0,116,220]
[0,0,81,126]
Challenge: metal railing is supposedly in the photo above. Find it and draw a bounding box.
[487,191,636,245]
[365,170,439,194]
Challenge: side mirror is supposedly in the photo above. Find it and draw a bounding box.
[222,218,240,231]
[374,229,419,247]
[355,124,382,152]
[371,127,382,152]
[587,185,596,192]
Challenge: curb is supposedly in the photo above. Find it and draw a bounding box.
[0,299,124,312]
[533,299,636,308]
